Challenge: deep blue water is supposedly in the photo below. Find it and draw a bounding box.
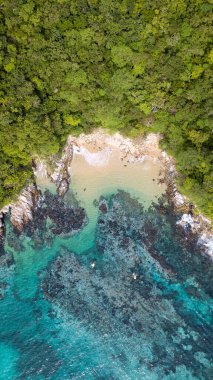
[0,189,212,380]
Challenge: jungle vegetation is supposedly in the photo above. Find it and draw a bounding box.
[0,0,212,218]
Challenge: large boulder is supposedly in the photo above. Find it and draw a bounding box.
[9,184,41,232]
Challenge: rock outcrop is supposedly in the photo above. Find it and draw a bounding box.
[0,212,5,254]
[9,184,41,232]
[50,137,73,197]
[33,137,73,197]
[0,212,4,239]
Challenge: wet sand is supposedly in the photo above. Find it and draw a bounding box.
[71,145,165,210]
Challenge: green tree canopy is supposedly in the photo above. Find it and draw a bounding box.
[0,0,212,218]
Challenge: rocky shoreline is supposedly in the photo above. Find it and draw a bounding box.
[68,129,212,257]
[0,135,74,238]
[33,135,73,197]
[159,151,213,256]
[0,129,212,257]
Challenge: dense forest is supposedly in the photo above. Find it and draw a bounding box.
[0,0,212,218]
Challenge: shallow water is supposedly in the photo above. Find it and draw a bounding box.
[0,151,212,380]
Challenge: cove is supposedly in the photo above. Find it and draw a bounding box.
[0,144,212,380]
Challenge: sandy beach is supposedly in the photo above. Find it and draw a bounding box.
[62,130,166,253]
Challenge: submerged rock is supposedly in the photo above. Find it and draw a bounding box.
[16,339,61,379]
[43,191,213,379]
[43,190,87,235]
[21,190,87,248]
[0,215,15,299]
[3,188,87,251]
[99,199,108,214]
[0,250,14,299]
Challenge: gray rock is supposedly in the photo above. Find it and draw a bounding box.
[57,178,69,197]
[0,212,4,238]
[51,140,73,197]
[10,184,41,231]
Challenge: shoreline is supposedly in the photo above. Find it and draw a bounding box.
[69,129,213,257]
[0,129,212,257]
[69,132,165,254]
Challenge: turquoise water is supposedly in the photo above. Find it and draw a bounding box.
[0,185,212,379]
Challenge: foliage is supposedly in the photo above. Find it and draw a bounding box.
[0,0,212,218]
